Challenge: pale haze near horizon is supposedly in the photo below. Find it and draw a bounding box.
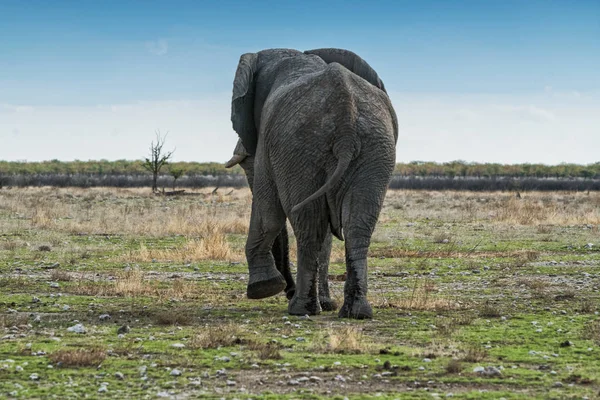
[1,1,599,165]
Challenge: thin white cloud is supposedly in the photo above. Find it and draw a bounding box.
[145,39,168,56]
[505,105,556,123]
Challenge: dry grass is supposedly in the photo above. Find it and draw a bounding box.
[582,320,600,345]
[321,325,369,354]
[376,278,461,312]
[462,346,488,363]
[49,347,106,367]
[190,323,247,349]
[247,341,283,360]
[0,187,250,237]
[50,270,73,282]
[68,269,201,301]
[446,359,463,374]
[119,234,236,263]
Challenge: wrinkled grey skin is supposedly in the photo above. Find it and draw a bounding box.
[226,141,336,310]
[229,48,397,318]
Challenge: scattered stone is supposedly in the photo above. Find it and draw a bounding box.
[585,243,594,249]
[117,325,130,335]
[50,282,60,289]
[474,366,502,376]
[66,324,86,334]
[15,366,23,372]
[309,376,322,382]
[334,375,346,382]
[62,305,70,311]
[138,365,147,375]
[98,314,111,321]
[29,373,39,380]
[98,385,108,393]
[226,380,236,386]
[553,381,564,388]
[288,379,299,386]
[296,337,306,342]
[423,358,432,363]
[560,341,573,347]
[170,369,182,376]
[114,372,124,380]
[32,297,40,303]
[171,343,185,349]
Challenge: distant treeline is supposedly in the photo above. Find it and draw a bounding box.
[1,160,599,191]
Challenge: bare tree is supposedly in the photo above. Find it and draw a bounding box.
[142,131,174,192]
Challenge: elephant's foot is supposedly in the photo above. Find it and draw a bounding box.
[247,266,286,299]
[338,297,372,319]
[319,296,338,312]
[288,295,322,316]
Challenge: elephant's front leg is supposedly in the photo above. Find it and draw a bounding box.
[245,200,287,299]
[317,230,337,311]
[288,241,322,316]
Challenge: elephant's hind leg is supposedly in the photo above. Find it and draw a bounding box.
[245,185,287,299]
[288,205,329,316]
[318,230,337,311]
[271,226,296,300]
[338,180,389,319]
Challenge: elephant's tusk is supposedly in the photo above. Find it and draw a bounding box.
[224,154,247,168]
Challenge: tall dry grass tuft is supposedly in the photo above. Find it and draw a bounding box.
[120,234,235,263]
[374,278,461,312]
[49,348,106,367]
[325,325,368,354]
[190,323,246,349]
[69,269,198,300]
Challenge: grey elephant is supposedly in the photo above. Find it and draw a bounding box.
[229,48,397,318]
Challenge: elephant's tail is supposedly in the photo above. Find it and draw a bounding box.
[290,144,354,216]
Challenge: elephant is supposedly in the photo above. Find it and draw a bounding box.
[225,139,337,311]
[229,48,397,318]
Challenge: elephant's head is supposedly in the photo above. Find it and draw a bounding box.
[229,48,387,158]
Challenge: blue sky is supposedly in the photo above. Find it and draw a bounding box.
[1,0,599,163]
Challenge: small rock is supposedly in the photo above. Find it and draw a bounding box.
[170,369,182,376]
[98,314,111,321]
[62,305,70,311]
[15,365,23,372]
[553,381,564,387]
[226,380,236,386]
[98,385,108,393]
[309,376,322,382]
[32,297,40,303]
[288,379,299,386]
[117,325,130,334]
[296,337,306,342]
[171,343,185,349]
[67,324,86,334]
[50,282,60,288]
[473,366,485,373]
[30,373,39,380]
[334,374,346,382]
[423,358,432,363]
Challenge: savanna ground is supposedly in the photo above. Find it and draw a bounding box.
[0,187,599,399]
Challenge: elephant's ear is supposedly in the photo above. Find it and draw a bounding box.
[304,48,386,93]
[231,53,259,155]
